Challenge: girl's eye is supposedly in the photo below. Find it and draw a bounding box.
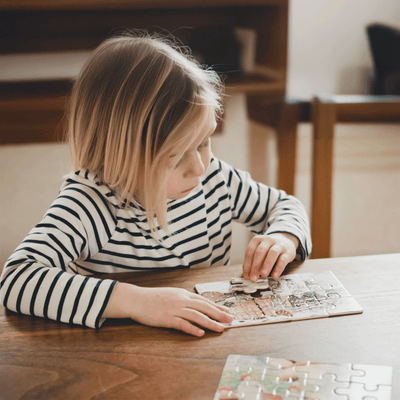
[198,139,210,149]
[174,158,182,169]
[172,139,210,169]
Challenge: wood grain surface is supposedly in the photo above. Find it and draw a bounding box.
[1,253,399,399]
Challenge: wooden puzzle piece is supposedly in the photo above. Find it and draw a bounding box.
[304,375,350,400]
[216,389,244,399]
[230,354,287,374]
[201,291,230,303]
[230,277,271,294]
[227,298,264,320]
[258,363,309,383]
[289,307,329,321]
[328,283,352,298]
[254,296,294,318]
[279,275,310,295]
[294,362,364,382]
[195,280,231,295]
[335,382,392,400]
[301,270,341,291]
[325,296,364,316]
[348,364,393,390]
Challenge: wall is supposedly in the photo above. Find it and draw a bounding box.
[1,0,400,269]
[285,0,400,259]
[287,0,400,97]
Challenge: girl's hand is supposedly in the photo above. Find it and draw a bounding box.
[242,233,299,282]
[103,283,233,337]
[131,287,233,337]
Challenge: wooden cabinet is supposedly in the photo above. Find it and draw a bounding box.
[0,0,289,144]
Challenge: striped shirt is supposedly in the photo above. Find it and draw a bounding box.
[0,156,311,328]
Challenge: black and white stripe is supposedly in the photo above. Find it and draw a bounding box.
[0,157,311,328]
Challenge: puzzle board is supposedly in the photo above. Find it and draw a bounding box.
[214,355,393,400]
[195,271,363,328]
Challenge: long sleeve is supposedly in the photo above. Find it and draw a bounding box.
[218,158,312,259]
[0,179,118,328]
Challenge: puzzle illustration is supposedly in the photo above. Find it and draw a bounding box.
[195,271,363,328]
[214,355,393,400]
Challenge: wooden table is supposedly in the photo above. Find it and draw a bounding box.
[1,253,399,399]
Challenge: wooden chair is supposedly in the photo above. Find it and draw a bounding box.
[246,94,310,195]
[311,94,400,258]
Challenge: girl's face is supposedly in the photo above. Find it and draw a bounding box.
[166,116,216,200]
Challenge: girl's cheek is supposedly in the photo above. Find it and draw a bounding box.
[204,148,211,169]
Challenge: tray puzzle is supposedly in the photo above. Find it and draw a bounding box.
[214,355,393,400]
[195,271,363,328]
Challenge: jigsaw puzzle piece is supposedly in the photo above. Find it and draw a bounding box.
[294,362,364,382]
[278,274,309,295]
[213,354,283,399]
[230,277,271,294]
[335,382,392,400]
[253,296,294,319]
[325,296,363,316]
[306,375,350,400]
[279,375,349,400]
[227,354,286,373]
[285,291,330,319]
[327,283,352,298]
[260,367,308,383]
[195,280,231,295]
[224,296,265,320]
[349,364,393,390]
[268,380,320,400]
[300,270,341,291]
[290,308,329,320]
[234,377,320,400]
[216,389,244,399]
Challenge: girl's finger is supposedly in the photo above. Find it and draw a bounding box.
[271,253,292,279]
[188,299,233,323]
[242,237,262,279]
[248,242,271,281]
[260,244,282,277]
[180,309,226,333]
[189,293,231,313]
[173,317,205,337]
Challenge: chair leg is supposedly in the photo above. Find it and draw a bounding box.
[248,121,271,185]
[246,94,281,186]
[277,102,300,195]
[311,97,336,258]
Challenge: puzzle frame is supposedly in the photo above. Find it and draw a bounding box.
[195,271,363,328]
[214,355,393,400]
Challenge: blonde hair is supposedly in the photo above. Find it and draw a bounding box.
[66,31,223,232]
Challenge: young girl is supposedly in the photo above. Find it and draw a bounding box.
[0,32,311,337]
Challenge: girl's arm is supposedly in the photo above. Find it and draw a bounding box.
[0,182,118,328]
[102,282,233,336]
[217,159,311,280]
[218,158,311,258]
[0,181,232,334]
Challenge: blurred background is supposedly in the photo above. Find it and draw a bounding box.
[1,0,399,269]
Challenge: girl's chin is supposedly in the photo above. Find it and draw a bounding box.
[168,185,200,200]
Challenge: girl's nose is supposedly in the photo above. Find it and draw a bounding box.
[184,152,205,177]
